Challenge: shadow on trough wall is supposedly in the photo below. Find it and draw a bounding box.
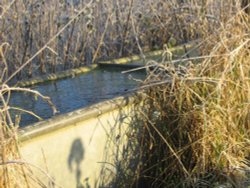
[94,93,146,188]
[68,138,87,188]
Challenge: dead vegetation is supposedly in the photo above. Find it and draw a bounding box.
[0,0,249,187]
[127,5,250,188]
[0,0,240,81]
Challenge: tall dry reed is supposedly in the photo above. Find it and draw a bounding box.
[0,0,242,81]
[0,0,249,187]
[129,7,250,188]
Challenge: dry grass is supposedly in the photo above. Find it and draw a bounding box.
[0,0,242,81]
[0,3,58,187]
[129,9,250,188]
[0,0,249,187]
[0,49,58,187]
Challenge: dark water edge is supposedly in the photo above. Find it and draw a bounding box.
[9,68,145,126]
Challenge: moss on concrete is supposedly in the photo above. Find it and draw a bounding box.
[99,42,196,66]
[16,64,98,87]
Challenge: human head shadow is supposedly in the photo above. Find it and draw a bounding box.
[68,138,85,188]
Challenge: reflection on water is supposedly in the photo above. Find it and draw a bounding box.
[10,68,145,126]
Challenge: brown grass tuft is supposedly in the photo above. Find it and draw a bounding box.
[132,10,250,188]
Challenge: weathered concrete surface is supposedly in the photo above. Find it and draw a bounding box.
[19,94,141,188]
[16,65,98,87]
[98,42,199,67]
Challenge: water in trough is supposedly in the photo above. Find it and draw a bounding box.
[10,67,145,126]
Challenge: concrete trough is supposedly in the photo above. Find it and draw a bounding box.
[19,93,142,188]
[17,41,199,187]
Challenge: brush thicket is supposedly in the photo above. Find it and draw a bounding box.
[131,11,250,188]
[0,0,238,80]
[0,0,249,187]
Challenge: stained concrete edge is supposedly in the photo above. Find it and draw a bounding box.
[98,42,197,65]
[16,64,98,87]
[18,92,143,142]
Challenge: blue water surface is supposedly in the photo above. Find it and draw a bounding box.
[10,68,145,126]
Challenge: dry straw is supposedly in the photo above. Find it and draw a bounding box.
[0,0,250,187]
[131,9,250,188]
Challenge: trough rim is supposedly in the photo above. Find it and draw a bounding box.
[18,93,142,142]
[98,42,196,66]
[16,64,98,87]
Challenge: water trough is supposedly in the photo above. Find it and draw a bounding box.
[17,43,198,187]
